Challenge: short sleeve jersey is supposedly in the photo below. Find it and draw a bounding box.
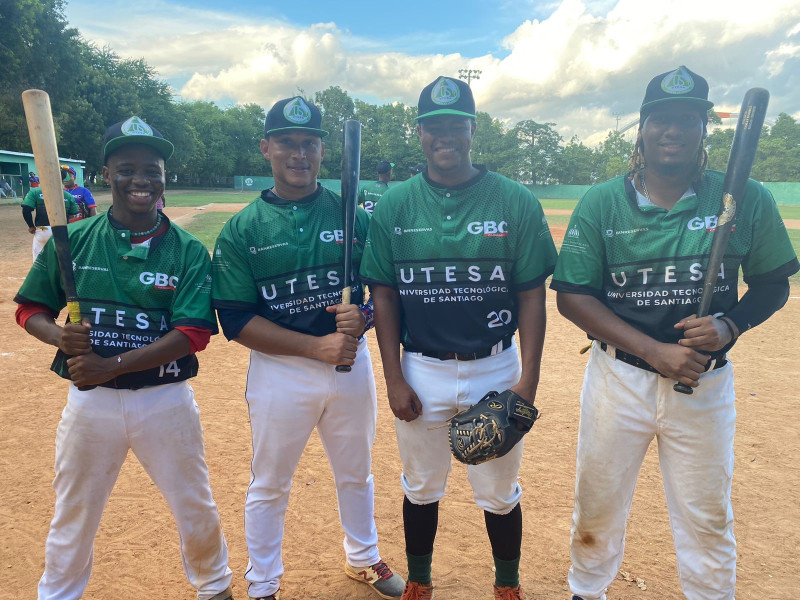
[15,214,217,388]
[360,168,558,354]
[551,171,799,345]
[65,185,96,208]
[22,189,79,226]
[211,186,369,337]
[358,181,390,214]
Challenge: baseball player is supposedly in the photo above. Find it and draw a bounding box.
[551,66,799,600]
[29,171,40,188]
[360,76,558,600]
[21,183,79,261]
[61,164,98,219]
[408,164,425,178]
[358,160,393,214]
[210,96,404,600]
[14,116,234,600]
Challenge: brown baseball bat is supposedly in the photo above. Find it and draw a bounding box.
[22,89,93,389]
[673,87,769,394]
[335,119,362,373]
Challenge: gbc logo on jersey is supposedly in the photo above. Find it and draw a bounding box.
[687,215,732,231]
[140,271,179,290]
[467,221,507,237]
[320,230,358,244]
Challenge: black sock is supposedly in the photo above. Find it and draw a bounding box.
[484,503,522,560]
[403,496,439,556]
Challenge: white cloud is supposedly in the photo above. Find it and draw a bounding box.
[67,0,800,144]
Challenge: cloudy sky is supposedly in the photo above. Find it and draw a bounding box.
[65,0,800,145]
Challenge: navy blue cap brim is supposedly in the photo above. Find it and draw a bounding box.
[103,136,174,162]
[265,126,329,138]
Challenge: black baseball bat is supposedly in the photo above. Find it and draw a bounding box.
[335,119,362,373]
[674,87,769,394]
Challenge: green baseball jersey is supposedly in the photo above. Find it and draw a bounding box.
[22,188,79,226]
[360,168,558,353]
[358,181,390,215]
[551,171,799,344]
[15,214,217,388]
[211,187,369,336]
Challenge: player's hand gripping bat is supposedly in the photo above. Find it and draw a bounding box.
[336,119,362,373]
[22,89,94,390]
[673,88,769,394]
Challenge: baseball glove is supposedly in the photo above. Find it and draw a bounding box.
[449,390,539,465]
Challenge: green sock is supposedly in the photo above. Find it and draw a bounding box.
[406,551,433,584]
[493,554,520,587]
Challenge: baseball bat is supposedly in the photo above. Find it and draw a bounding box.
[673,87,769,394]
[335,119,362,373]
[22,90,94,390]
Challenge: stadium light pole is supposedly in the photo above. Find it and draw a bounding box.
[612,111,623,131]
[458,69,482,86]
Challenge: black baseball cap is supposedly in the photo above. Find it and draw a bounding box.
[102,116,174,164]
[409,163,425,175]
[376,160,394,174]
[264,96,329,138]
[417,76,476,121]
[640,66,714,126]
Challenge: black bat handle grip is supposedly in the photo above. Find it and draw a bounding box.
[673,382,693,395]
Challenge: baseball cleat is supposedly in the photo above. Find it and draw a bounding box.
[494,584,525,599]
[399,581,434,600]
[249,591,279,600]
[345,560,406,599]
[208,587,233,600]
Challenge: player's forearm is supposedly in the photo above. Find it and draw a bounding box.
[24,312,63,348]
[370,284,404,383]
[112,329,193,376]
[514,286,546,400]
[556,291,660,360]
[234,314,321,359]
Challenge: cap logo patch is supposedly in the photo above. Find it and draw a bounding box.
[431,77,460,106]
[661,66,694,95]
[121,116,154,137]
[283,98,312,124]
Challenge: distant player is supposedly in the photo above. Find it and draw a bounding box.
[15,116,234,600]
[408,163,425,178]
[21,184,79,261]
[358,159,393,215]
[61,164,97,219]
[29,171,40,188]
[552,66,799,600]
[360,76,557,600]
[211,96,404,600]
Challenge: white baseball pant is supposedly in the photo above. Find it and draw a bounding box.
[243,339,382,599]
[33,226,52,262]
[397,342,524,514]
[569,342,736,600]
[37,381,232,600]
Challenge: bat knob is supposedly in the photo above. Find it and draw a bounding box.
[335,365,352,373]
[673,382,694,395]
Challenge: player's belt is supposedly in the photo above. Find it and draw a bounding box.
[405,334,513,362]
[599,342,727,375]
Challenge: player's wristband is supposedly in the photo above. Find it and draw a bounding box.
[719,316,737,343]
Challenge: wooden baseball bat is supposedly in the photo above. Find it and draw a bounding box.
[673,87,769,394]
[22,89,81,325]
[335,119,362,373]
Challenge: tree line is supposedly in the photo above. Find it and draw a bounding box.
[3,1,799,186]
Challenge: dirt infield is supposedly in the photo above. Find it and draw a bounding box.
[1,204,798,599]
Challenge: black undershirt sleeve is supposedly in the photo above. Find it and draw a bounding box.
[725,278,790,336]
[216,307,257,341]
[22,206,34,228]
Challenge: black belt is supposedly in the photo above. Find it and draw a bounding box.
[599,342,727,375]
[405,335,514,361]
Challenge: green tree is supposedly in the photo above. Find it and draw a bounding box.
[553,136,597,184]
[509,120,562,184]
[314,86,355,178]
[472,112,515,178]
[597,130,633,180]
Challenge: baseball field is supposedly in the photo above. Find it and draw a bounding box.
[1,190,798,599]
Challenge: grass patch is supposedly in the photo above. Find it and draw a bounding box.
[539,198,579,211]
[545,214,571,227]
[181,212,236,249]
[778,205,800,220]
[164,190,254,206]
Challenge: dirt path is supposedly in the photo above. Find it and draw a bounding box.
[1,204,798,599]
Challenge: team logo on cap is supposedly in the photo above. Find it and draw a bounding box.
[121,116,154,137]
[661,66,694,95]
[283,98,313,124]
[431,77,460,106]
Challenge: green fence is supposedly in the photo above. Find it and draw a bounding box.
[235,177,800,205]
